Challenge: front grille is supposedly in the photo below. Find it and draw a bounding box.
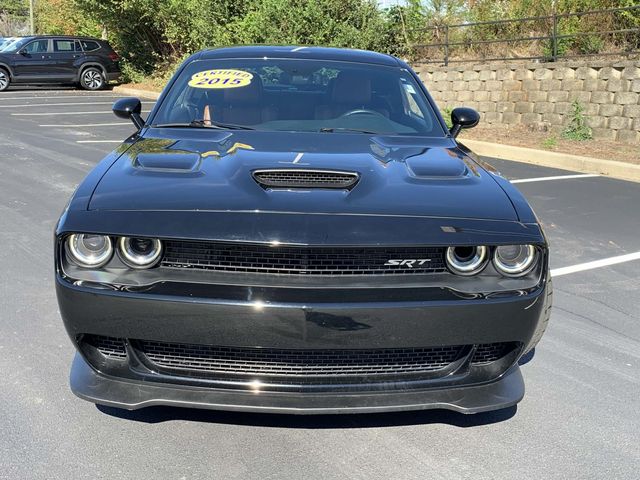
[161,241,446,275]
[85,335,127,359]
[471,342,518,364]
[252,169,359,189]
[138,341,465,376]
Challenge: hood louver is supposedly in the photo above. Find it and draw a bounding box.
[252,169,359,190]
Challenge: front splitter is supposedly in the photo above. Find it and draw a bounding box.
[70,353,525,415]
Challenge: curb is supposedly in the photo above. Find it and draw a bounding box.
[462,139,640,184]
[112,85,161,100]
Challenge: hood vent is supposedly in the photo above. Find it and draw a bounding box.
[252,169,359,190]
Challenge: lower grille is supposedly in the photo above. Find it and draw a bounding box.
[86,335,127,359]
[161,241,447,275]
[85,336,519,381]
[471,342,518,364]
[138,341,465,376]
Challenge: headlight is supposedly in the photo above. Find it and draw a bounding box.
[493,244,537,277]
[445,246,488,276]
[118,237,162,269]
[66,234,113,268]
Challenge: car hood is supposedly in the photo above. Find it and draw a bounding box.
[89,129,517,221]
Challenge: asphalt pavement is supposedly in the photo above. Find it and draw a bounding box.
[0,87,638,479]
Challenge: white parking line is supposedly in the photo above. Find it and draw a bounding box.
[0,95,125,101]
[511,174,599,184]
[76,140,122,143]
[12,110,152,116]
[39,122,131,127]
[0,102,126,108]
[551,251,640,277]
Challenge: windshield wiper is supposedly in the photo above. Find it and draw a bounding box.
[152,120,255,130]
[319,127,379,134]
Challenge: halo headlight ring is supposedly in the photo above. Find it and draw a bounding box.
[445,246,489,276]
[118,237,163,269]
[493,244,538,277]
[65,234,113,268]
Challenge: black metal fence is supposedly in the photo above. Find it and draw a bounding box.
[410,5,640,65]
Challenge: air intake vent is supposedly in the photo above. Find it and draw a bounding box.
[252,169,359,189]
[471,342,520,364]
[84,335,127,359]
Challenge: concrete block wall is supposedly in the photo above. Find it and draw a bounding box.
[415,59,640,143]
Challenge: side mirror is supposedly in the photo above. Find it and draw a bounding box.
[18,49,27,56]
[450,107,480,138]
[113,97,145,130]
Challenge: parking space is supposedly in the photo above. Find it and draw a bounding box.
[0,88,152,148]
[1,89,639,479]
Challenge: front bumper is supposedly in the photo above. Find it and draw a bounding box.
[57,274,548,414]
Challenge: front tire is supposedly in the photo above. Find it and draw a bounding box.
[80,67,105,90]
[0,68,10,92]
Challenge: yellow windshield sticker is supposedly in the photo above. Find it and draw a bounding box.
[188,69,253,89]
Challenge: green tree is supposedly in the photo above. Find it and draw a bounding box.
[35,0,101,36]
[231,0,389,51]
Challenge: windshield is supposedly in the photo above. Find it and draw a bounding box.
[1,37,32,53]
[151,58,445,136]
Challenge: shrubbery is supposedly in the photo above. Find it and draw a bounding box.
[44,0,398,80]
[31,0,640,83]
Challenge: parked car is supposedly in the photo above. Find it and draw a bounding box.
[0,35,121,91]
[55,46,552,415]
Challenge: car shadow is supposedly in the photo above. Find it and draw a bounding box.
[96,403,517,428]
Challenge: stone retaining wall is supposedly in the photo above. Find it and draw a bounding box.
[415,59,640,143]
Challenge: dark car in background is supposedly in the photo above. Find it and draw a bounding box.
[55,46,551,415]
[0,35,121,91]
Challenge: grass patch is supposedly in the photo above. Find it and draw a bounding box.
[542,136,557,149]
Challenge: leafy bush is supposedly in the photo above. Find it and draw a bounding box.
[119,60,147,84]
[68,0,395,76]
[562,101,592,141]
[577,34,604,54]
[28,0,640,80]
[35,0,101,36]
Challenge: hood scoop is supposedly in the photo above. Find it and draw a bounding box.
[252,169,360,190]
[134,153,201,172]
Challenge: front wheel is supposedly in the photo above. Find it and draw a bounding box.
[80,67,105,90]
[0,68,10,92]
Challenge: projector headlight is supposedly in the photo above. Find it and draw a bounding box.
[66,234,113,268]
[445,246,488,276]
[493,244,538,277]
[118,237,162,269]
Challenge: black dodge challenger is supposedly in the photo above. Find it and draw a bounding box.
[55,46,552,414]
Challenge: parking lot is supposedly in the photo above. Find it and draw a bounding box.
[0,88,638,479]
